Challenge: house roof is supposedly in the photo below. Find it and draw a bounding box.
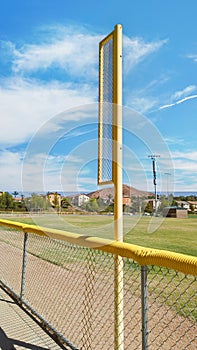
[163,206,187,210]
[176,201,189,204]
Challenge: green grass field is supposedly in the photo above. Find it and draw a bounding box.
[1,214,196,257]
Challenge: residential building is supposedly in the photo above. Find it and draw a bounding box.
[175,201,190,210]
[72,194,90,207]
[123,197,131,206]
[163,207,188,218]
[188,201,197,212]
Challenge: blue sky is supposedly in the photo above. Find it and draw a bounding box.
[0,0,197,194]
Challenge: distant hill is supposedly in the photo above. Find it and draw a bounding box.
[88,184,153,199]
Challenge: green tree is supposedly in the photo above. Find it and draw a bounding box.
[158,195,171,213]
[61,197,71,209]
[25,193,48,211]
[86,198,99,212]
[144,201,153,214]
[0,192,14,210]
[96,197,105,211]
[12,191,19,198]
[189,203,194,213]
[14,194,27,211]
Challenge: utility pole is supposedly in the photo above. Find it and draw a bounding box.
[148,155,160,216]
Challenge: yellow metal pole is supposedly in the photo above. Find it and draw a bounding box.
[113,24,124,350]
[98,41,104,185]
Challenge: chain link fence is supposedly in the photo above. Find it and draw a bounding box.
[0,220,196,349]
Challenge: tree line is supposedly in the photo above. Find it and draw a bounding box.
[0,191,196,214]
[0,192,49,211]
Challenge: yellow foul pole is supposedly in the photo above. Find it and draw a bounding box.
[113,24,124,350]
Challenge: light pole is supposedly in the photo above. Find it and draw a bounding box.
[148,155,160,216]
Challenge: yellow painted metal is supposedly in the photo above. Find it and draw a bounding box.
[0,218,197,275]
[112,24,124,350]
[112,24,123,242]
[98,35,104,185]
[114,254,124,350]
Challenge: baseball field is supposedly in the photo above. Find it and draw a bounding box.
[1,214,196,257]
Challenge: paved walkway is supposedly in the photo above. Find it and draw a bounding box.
[0,288,62,350]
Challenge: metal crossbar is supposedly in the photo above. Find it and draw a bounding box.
[0,220,197,349]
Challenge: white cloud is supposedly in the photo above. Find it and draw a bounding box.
[172,150,197,161]
[0,78,95,147]
[0,26,168,147]
[166,151,197,191]
[172,85,196,100]
[0,24,171,192]
[159,94,197,110]
[187,54,197,62]
[0,150,23,191]
[2,25,168,81]
[163,136,185,145]
[20,151,74,192]
[21,149,98,193]
[173,159,197,171]
[126,96,157,114]
[8,26,102,79]
[125,77,169,114]
[123,36,168,74]
[159,85,197,110]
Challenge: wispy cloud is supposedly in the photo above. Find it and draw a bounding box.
[0,24,169,146]
[126,96,157,114]
[1,24,168,81]
[11,27,102,79]
[159,94,197,110]
[163,136,185,145]
[125,76,171,114]
[0,24,173,192]
[187,54,197,62]
[0,150,23,191]
[172,150,197,161]
[159,85,197,110]
[0,77,95,147]
[169,150,197,190]
[172,85,196,99]
[124,37,168,74]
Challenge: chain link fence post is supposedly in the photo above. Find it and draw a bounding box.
[20,231,28,302]
[141,265,149,350]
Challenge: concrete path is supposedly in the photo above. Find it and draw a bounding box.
[0,288,62,350]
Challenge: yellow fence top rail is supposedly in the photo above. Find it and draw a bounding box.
[0,219,196,276]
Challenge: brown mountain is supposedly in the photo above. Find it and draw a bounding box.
[88,184,153,199]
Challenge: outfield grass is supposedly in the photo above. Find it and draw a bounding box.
[124,216,197,257]
[1,214,196,257]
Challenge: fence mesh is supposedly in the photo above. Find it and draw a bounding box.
[0,225,197,349]
[98,34,114,185]
[0,226,24,295]
[147,266,197,349]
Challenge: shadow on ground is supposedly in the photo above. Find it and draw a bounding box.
[0,327,49,350]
